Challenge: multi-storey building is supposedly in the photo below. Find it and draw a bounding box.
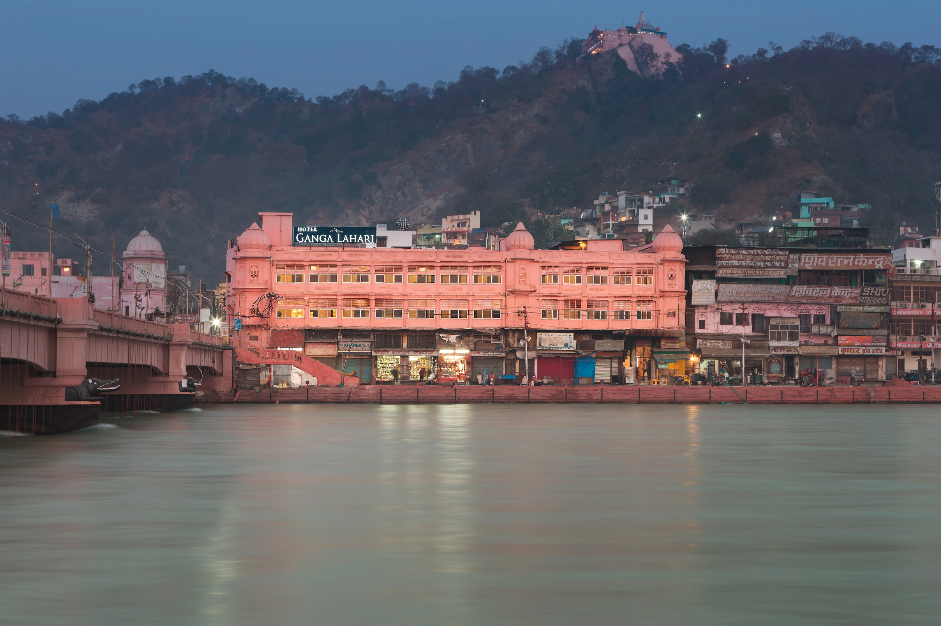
[890,233,941,379]
[685,240,893,385]
[440,211,480,246]
[225,213,688,385]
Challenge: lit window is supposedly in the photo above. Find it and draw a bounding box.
[342,266,370,283]
[407,266,436,283]
[275,264,305,283]
[408,299,435,319]
[341,298,370,318]
[473,299,501,319]
[309,265,338,283]
[439,299,468,319]
[587,300,608,320]
[636,268,654,285]
[562,267,582,285]
[563,299,582,320]
[541,266,559,284]
[374,265,403,284]
[613,268,632,285]
[586,266,608,285]
[439,266,468,284]
[472,266,502,284]
[275,298,305,319]
[613,300,631,320]
[309,298,337,318]
[375,298,404,319]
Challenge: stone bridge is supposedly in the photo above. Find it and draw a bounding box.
[1,289,232,434]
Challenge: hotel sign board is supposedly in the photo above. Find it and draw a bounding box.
[718,284,891,305]
[293,226,377,246]
[838,336,887,347]
[716,248,789,277]
[790,286,859,304]
[537,333,575,350]
[798,253,893,270]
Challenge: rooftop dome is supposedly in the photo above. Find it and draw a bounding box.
[123,229,165,258]
[651,224,683,253]
[504,222,535,251]
[238,222,271,250]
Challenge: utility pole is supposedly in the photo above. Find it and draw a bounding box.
[1,221,10,309]
[519,306,530,384]
[77,235,93,303]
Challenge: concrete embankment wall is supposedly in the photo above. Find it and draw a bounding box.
[205,385,941,404]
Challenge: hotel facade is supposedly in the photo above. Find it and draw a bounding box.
[225,213,688,384]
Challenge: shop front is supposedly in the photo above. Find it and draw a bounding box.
[652,350,692,382]
[835,346,886,382]
[408,353,436,382]
[593,353,622,384]
[535,333,576,383]
[305,342,339,370]
[339,338,372,383]
[374,353,403,383]
[470,351,505,383]
[437,349,469,383]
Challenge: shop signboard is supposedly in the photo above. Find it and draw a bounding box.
[838,347,885,355]
[766,356,785,380]
[537,333,575,350]
[787,253,800,276]
[838,312,883,329]
[857,287,891,305]
[800,345,839,355]
[305,343,338,357]
[594,340,625,351]
[718,284,790,302]
[659,338,682,350]
[893,340,941,349]
[770,346,800,353]
[293,226,377,246]
[838,336,887,347]
[691,280,716,305]
[716,248,789,277]
[471,351,506,357]
[837,305,890,313]
[840,328,888,336]
[339,339,372,352]
[798,252,894,270]
[790,286,860,304]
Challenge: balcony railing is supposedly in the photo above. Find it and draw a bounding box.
[894,267,941,275]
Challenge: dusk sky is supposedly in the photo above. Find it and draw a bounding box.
[3,0,939,118]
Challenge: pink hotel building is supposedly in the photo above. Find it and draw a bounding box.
[225,212,687,384]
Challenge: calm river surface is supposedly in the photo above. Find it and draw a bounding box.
[1,404,940,625]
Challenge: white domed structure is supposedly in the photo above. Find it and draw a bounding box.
[123,229,165,259]
[503,222,535,251]
[651,224,683,253]
[238,222,271,250]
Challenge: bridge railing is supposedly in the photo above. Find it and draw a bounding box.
[93,310,172,338]
[1,289,58,318]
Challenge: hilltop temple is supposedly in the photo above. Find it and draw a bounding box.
[581,11,683,76]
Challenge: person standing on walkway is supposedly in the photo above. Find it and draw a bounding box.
[489,372,495,386]
[419,367,426,382]
[392,367,399,384]
[850,367,857,387]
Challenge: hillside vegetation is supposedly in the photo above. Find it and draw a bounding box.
[1,34,940,281]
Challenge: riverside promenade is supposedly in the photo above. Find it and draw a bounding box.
[207,384,941,405]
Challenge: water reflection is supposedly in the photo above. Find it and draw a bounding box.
[0,404,939,625]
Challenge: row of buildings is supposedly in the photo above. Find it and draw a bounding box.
[220,209,941,386]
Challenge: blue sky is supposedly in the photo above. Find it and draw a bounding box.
[2,0,938,118]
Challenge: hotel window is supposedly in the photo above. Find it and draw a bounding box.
[408,299,436,319]
[22,264,34,276]
[472,266,502,284]
[473,299,502,319]
[440,266,468,284]
[275,264,305,283]
[562,267,582,285]
[309,298,337,318]
[309,265,338,283]
[541,299,559,319]
[275,299,305,318]
[613,300,631,320]
[439,299,468,319]
[613,268,632,285]
[586,267,608,285]
[374,265,403,284]
[769,320,799,342]
[375,298,404,319]
[563,299,582,320]
[587,300,608,320]
[636,300,653,321]
[341,298,370,318]
[407,266,436,283]
[636,268,654,285]
[541,266,559,284]
[342,265,370,283]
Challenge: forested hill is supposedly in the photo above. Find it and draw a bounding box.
[1,35,940,282]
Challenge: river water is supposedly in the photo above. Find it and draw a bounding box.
[1,404,939,625]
